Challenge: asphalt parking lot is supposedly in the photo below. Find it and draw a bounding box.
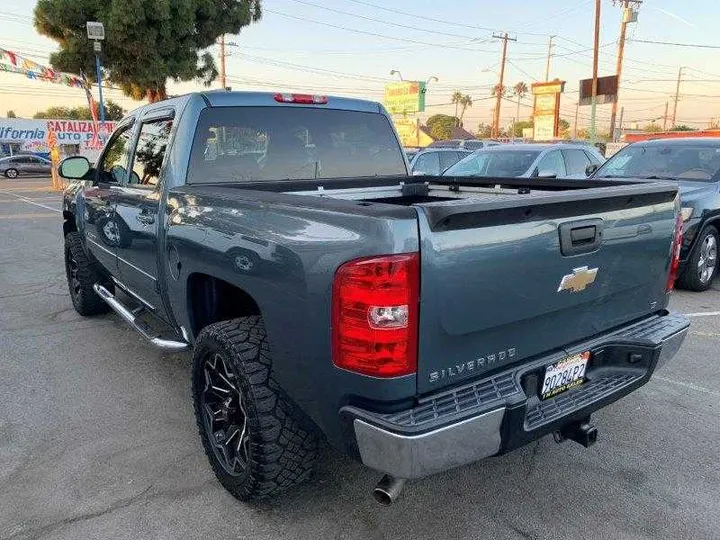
[1,177,718,540]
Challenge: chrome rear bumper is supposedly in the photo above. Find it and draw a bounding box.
[346,312,689,479]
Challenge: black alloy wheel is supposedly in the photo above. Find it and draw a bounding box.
[199,351,250,476]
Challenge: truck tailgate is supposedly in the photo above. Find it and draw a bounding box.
[415,183,678,394]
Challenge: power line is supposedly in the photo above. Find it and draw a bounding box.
[285,0,479,40]
[263,9,493,51]
[628,38,720,50]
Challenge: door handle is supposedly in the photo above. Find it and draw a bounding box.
[559,218,604,256]
[136,212,155,225]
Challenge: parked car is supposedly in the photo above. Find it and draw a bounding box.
[429,138,500,151]
[591,137,720,291]
[443,143,605,179]
[58,91,687,505]
[409,147,472,175]
[403,147,422,162]
[0,154,52,178]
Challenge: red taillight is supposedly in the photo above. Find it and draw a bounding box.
[273,93,328,104]
[332,254,419,378]
[666,211,683,292]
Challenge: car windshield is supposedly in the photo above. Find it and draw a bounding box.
[443,149,541,177]
[187,106,406,183]
[595,143,720,182]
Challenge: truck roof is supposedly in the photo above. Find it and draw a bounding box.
[200,90,383,113]
[124,90,385,119]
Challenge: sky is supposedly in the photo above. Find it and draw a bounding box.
[1,0,720,133]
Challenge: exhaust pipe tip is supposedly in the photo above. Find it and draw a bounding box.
[373,475,406,506]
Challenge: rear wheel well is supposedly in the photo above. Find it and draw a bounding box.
[187,274,261,337]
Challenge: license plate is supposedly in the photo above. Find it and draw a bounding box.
[541,352,590,400]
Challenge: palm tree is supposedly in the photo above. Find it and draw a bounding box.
[513,81,529,138]
[459,94,473,127]
[451,91,463,126]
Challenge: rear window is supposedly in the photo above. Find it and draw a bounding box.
[187,107,406,183]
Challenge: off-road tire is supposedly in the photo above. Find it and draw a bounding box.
[192,316,318,501]
[64,231,112,316]
[677,225,718,292]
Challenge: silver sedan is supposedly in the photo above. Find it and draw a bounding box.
[0,155,53,178]
[442,143,605,179]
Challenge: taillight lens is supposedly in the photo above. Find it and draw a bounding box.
[666,211,683,292]
[332,254,419,377]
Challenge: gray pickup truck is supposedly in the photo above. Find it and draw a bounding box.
[59,91,689,505]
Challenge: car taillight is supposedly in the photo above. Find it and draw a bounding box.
[332,254,419,377]
[666,211,683,292]
[274,93,328,104]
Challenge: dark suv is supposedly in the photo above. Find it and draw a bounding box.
[592,137,720,290]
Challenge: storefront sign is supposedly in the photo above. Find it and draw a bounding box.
[0,119,116,157]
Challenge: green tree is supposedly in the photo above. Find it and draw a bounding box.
[34,0,262,102]
[427,114,458,140]
[513,119,533,138]
[558,118,570,138]
[672,124,696,131]
[458,95,473,126]
[103,100,126,121]
[644,123,663,133]
[6,110,17,118]
[33,100,125,121]
[512,81,528,124]
[477,123,493,138]
[451,91,463,125]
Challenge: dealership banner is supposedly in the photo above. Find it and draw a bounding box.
[0,119,116,155]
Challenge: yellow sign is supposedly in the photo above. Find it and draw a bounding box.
[534,115,556,141]
[532,80,566,95]
[535,94,556,115]
[384,81,426,115]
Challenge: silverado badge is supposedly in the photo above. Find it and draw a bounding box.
[557,266,598,293]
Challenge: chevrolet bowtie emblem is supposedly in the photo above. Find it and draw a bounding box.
[557,266,598,293]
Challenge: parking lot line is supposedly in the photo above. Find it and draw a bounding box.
[684,311,720,318]
[654,376,720,397]
[0,188,61,213]
[0,212,57,220]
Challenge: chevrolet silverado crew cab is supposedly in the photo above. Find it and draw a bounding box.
[59,91,689,505]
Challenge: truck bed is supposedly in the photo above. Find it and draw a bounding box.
[201,175,678,393]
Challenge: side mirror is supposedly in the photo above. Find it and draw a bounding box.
[537,169,557,179]
[59,156,91,179]
[585,163,599,176]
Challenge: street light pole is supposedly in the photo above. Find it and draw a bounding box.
[94,46,105,124]
[219,35,226,89]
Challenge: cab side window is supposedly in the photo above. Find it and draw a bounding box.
[99,126,133,184]
[129,119,174,187]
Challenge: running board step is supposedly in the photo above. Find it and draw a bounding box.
[93,284,189,351]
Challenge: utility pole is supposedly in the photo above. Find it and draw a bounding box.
[617,106,624,139]
[671,67,684,129]
[590,0,601,141]
[574,102,579,138]
[544,35,556,81]
[663,101,669,130]
[219,35,227,89]
[492,32,516,138]
[609,1,642,141]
